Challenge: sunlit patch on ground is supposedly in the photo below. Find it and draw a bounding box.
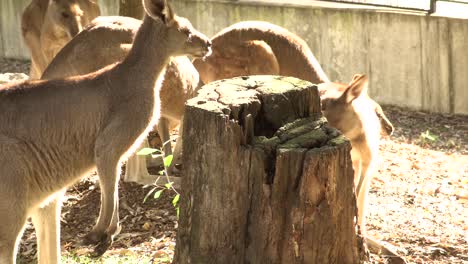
[368,106,468,263]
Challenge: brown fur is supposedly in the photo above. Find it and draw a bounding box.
[42,15,201,177]
[0,0,211,263]
[41,16,140,79]
[193,40,280,83]
[21,0,100,79]
[319,75,392,227]
[193,21,394,238]
[193,21,329,84]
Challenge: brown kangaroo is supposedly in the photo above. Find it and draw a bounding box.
[0,0,211,263]
[319,75,392,226]
[193,21,399,260]
[193,20,329,84]
[21,0,100,79]
[42,15,202,179]
[193,39,280,84]
[42,19,280,178]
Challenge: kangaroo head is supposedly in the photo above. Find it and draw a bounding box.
[143,0,211,58]
[319,74,393,141]
[193,40,279,84]
[48,0,86,38]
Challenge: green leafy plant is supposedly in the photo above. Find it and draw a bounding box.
[419,130,439,144]
[137,141,180,217]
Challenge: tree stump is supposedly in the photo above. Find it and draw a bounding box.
[174,76,365,264]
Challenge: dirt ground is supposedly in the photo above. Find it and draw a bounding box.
[1,58,467,263]
[368,106,467,264]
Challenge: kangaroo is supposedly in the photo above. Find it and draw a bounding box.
[193,20,329,85]
[319,75,391,226]
[21,0,100,79]
[41,16,140,80]
[0,0,211,263]
[42,20,280,178]
[193,39,280,84]
[192,21,399,260]
[319,76,402,262]
[42,16,201,179]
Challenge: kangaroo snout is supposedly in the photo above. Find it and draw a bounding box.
[197,40,212,57]
[205,40,213,54]
[199,39,212,57]
[188,34,212,57]
[372,99,394,136]
[379,114,394,136]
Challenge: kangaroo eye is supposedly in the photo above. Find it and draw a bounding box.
[62,12,70,19]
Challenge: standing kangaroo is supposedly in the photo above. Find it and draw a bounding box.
[0,0,211,263]
[21,0,100,79]
[41,16,202,179]
[193,21,398,259]
[42,17,280,179]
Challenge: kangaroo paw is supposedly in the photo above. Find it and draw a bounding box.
[90,234,113,257]
[365,236,407,264]
[82,230,106,246]
[82,224,121,248]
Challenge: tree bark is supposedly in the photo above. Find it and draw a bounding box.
[174,76,365,264]
[119,0,144,19]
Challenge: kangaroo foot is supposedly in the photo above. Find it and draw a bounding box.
[82,225,122,256]
[365,236,407,264]
[82,230,105,246]
[90,233,113,257]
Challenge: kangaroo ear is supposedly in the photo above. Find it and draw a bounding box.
[342,74,368,103]
[143,0,175,24]
[351,74,364,82]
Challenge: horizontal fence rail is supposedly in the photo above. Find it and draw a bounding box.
[323,0,432,11]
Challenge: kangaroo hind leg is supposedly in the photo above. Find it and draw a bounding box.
[0,201,28,264]
[84,118,141,255]
[31,191,64,264]
[0,143,30,264]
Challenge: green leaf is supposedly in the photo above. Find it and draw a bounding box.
[420,130,438,142]
[159,170,164,176]
[137,148,160,156]
[165,182,173,189]
[143,187,157,203]
[176,207,180,219]
[163,155,174,167]
[154,189,164,199]
[172,194,180,207]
